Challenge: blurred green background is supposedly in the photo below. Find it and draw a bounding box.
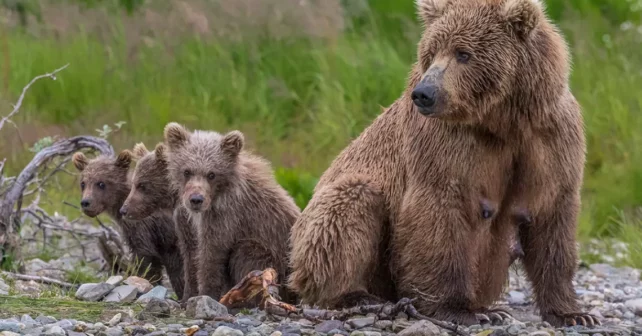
[1,0,641,266]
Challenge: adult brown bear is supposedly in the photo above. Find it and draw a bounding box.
[288,0,598,327]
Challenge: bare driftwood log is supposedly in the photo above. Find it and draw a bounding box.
[1,271,78,289]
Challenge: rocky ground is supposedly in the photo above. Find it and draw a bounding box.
[2,260,642,336]
[1,223,641,335]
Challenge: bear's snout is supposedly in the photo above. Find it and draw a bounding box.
[411,82,437,113]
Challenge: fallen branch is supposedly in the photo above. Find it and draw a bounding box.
[1,271,78,289]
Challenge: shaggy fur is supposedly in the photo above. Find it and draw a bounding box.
[288,0,594,327]
[72,151,185,300]
[163,123,300,304]
[120,142,199,303]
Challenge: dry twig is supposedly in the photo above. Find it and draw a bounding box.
[1,271,78,289]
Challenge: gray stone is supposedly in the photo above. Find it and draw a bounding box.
[247,333,262,336]
[528,332,553,336]
[507,325,521,336]
[392,319,413,333]
[75,282,115,302]
[277,323,301,335]
[238,318,263,327]
[373,320,392,331]
[167,324,184,333]
[397,321,440,336]
[0,322,21,333]
[138,298,171,319]
[136,286,168,304]
[326,330,349,336]
[186,296,228,320]
[508,291,527,305]
[68,332,87,336]
[46,325,66,336]
[625,298,642,316]
[108,314,121,327]
[147,332,167,336]
[106,275,124,286]
[212,326,244,336]
[36,316,57,325]
[104,285,139,303]
[56,320,75,330]
[316,320,344,333]
[185,320,205,327]
[21,326,44,335]
[0,278,9,295]
[347,317,375,329]
[20,315,37,328]
[102,326,124,336]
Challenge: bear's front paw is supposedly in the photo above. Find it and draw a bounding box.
[542,312,601,328]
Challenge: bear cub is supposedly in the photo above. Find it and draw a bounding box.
[119,142,199,303]
[163,122,300,305]
[72,150,185,300]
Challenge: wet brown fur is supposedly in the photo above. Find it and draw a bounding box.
[72,151,185,300]
[120,142,200,303]
[163,123,300,304]
[288,0,589,327]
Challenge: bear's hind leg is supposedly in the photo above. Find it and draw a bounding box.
[288,175,388,308]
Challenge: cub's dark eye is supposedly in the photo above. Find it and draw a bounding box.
[207,172,216,180]
[455,50,471,64]
[97,182,106,190]
[137,183,145,191]
[184,170,191,178]
[80,182,85,190]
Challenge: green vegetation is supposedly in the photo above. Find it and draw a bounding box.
[1,1,641,267]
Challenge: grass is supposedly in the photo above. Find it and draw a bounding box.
[0,1,641,268]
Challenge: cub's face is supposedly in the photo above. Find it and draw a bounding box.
[72,151,132,218]
[163,122,244,214]
[412,0,542,122]
[120,143,173,220]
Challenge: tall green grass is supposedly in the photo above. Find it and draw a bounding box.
[1,1,642,266]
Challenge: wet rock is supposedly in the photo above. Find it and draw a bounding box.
[212,326,244,336]
[185,296,228,320]
[124,276,153,294]
[76,282,115,302]
[138,298,171,319]
[316,320,344,333]
[0,322,21,333]
[55,319,75,330]
[136,286,167,304]
[397,321,440,336]
[36,316,57,325]
[104,285,139,303]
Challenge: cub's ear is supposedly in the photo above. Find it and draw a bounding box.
[502,0,543,38]
[220,131,244,157]
[115,150,133,169]
[416,0,450,27]
[132,142,150,159]
[72,152,89,172]
[154,142,168,163]
[164,122,190,150]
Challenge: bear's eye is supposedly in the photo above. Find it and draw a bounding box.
[97,182,106,190]
[455,50,471,64]
[207,172,216,180]
[80,182,85,190]
[184,170,191,178]
[137,183,145,191]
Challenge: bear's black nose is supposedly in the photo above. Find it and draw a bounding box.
[190,194,204,206]
[81,199,91,208]
[411,82,437,110]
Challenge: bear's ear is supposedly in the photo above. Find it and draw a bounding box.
[154,142,168,163]
[115,150,133,169]
[220,131,244,157]
[132,142,150,159]
[502,0,543,38]
[416,0,450,27]
[72,152,89,172]
[164,122,190,150]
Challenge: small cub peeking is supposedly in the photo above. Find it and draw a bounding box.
[72,150,185,300]
[163,122,300,304]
